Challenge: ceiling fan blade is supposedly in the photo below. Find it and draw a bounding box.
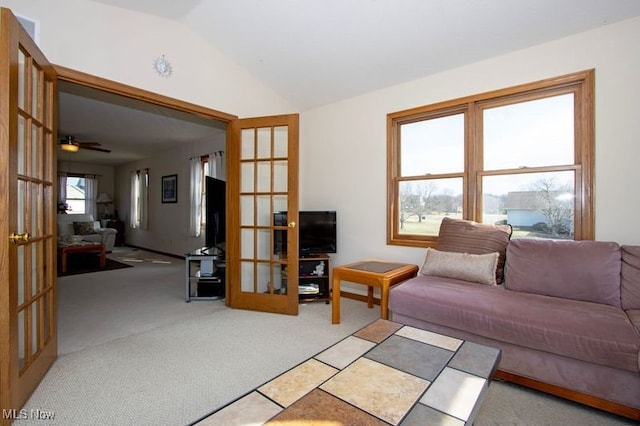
[77,142,102,147]
[81,146,111,153]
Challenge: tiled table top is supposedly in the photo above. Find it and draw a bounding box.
[195,319,501,425]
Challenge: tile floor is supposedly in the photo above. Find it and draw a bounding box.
[196,319,500,425]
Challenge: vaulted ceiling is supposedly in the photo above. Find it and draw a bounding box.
[59,0,640,165]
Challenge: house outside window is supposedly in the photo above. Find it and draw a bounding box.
[64,176,86,213]
[387,70,594,247]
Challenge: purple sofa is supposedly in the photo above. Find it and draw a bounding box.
[389,238,640,419]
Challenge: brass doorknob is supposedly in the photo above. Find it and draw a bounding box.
[288,221,296,228]
[9,232,30,244]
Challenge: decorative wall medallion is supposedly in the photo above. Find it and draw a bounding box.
[153,55,173,77]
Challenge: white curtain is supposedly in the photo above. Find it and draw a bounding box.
[190,157,203,237]
[130,171,138,229]
[211,151,225,180]
[57,172,68,213]
[85,175,98,219]
[207,153,216,178]
[139,169,149,230]
[130,169,149,230]
[57,173,67,203]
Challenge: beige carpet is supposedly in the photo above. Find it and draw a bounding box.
[19,247,636,425]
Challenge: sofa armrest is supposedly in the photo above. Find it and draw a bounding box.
[98,228,117,235]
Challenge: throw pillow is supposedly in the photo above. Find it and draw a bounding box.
[421,248,499,286]
[505,239,622,308]
[73,221,95,235]
[436,217,512,283]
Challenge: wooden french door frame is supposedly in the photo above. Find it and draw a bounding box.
[0,8,58,420]
[227,115,300,315]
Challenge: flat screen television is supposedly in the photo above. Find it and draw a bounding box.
[274,211,337,256]
[205,176,226,252]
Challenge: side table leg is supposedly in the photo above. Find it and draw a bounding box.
[61,251,67,274]
[332,275,341,324]
[367,286,374,308]
[380,282,390,320]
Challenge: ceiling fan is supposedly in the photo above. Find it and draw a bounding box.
[59,136,111,153]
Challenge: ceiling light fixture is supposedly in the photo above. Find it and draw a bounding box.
[60,140,79,152]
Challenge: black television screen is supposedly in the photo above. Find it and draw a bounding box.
[205,176,226,250]
[274,211,337,256]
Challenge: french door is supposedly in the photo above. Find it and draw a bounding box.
[0,8,58,419]
[227,115,300,315]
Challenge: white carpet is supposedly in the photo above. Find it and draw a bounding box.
[20,247,636,425]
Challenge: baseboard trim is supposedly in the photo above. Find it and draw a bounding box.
[121,244,184,260]
[494,370,640,421]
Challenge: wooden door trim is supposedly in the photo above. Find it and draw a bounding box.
[54,65,238,123]
[0,6,59,417]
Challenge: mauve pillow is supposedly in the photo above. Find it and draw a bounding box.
[436,217,512,283]
[504,239,622,308]
[621,245,640,310]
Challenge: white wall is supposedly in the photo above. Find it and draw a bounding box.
[299,16,640,286]
[115,136,225,256]
[2,0,295,117]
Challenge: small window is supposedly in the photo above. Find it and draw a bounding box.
[65,176,87,214]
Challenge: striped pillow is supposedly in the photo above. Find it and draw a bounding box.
[436,217,512,283]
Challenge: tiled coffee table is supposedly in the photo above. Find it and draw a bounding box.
[194,319,501,425]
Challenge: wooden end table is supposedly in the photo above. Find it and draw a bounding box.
[57,242,106,274]
[331,260,418,324]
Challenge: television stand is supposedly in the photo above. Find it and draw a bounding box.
[185,247,225,301]
[284,254,331,304]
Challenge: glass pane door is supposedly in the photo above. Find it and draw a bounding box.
[228,115,299,315]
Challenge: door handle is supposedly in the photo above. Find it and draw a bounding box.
[288,221,296,228]
[9,232,30,244]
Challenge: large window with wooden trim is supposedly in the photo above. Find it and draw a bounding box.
[387,70,594,247]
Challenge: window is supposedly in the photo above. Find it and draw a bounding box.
[387,70,594,247]
[64,176,87,214]
[59,173,98,217]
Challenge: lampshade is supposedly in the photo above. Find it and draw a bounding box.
[60,142,79,152]
[96,193,112,203]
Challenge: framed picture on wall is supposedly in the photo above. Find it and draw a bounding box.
[162,174,177,203]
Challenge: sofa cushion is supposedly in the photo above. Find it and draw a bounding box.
[57,221,75,237]
[389,276,640,373]
[621,245,640,310]
[504,239,622,308]
[436,217,512,283]
[82,234,102,244]
[58,214,96,236]
[420,248,498,286]
[73,221,96,235]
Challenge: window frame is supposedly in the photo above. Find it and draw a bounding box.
[64,174,87,214]
[387,69,594,247]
